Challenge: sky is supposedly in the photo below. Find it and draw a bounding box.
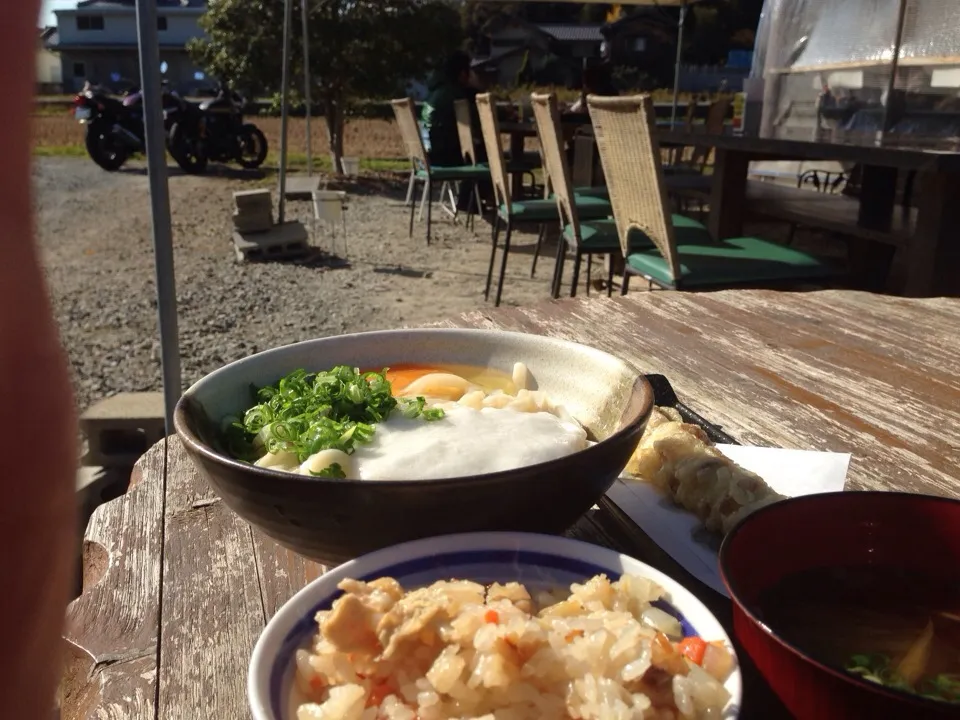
[41,0,76,26]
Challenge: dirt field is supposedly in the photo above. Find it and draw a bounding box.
[34,114,406,161]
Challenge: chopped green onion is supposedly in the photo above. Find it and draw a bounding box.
[310,463,346,479]
[226,366,444,466]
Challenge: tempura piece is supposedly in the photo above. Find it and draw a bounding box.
[625,406,784,535]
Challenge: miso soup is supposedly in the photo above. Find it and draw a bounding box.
[754,566,960,704]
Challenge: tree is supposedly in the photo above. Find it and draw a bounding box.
[189,0,462,173]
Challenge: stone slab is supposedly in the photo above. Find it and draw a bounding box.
[233,188,273,207]
[79,393,166,468]
[283,176,322,201]
[232,212,274,233]
[80,392,165,422]
[233,221,310,262]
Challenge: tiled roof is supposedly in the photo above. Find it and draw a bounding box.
[42,28,60,48]
[536,24,605,43]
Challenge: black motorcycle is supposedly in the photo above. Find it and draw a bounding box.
[168,81,268,174]
[73,80,181,171]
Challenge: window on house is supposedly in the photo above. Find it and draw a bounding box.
[77,15,105,30]
[158,16,168,30]
[73,62,86,78]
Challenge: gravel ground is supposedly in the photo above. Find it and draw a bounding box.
[36,157,574,413]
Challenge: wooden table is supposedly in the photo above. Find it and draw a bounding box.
[62,290,960,720]
[658,131,960,297]
[500,118,586,199]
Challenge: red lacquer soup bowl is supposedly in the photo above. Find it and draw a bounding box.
[719,491,960,720]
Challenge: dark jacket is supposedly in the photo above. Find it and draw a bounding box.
[421,72,476,167]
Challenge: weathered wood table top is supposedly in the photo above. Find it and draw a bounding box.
[62,289,960,720]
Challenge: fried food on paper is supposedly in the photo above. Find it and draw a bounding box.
[626,406,784,535]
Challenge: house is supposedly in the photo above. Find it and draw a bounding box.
[44,0,208,93]
[477,17,605,88]
[600,11,683,88]
[37,27,63,93]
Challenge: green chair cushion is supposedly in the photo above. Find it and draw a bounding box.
[626,235,834,289]
[500,194,611,223]
[498,198,560,222]
[571,186,609,200]
[566,214,708,251]
[417,165,490,181]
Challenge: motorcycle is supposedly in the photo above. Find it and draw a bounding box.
[167,79,268,174]
[73,66,182,171]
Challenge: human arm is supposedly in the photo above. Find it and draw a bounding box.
[0,2,79,718]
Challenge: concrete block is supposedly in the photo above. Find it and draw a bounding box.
[79,392,166,468]
[283,175,322,201]
[233,221,310,262]
[232,211,274,234]
[233,188,273,210]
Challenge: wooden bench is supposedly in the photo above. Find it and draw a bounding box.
[744,180,916,247]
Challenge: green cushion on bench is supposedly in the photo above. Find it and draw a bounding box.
[567,214,709,251]
[417,165,491,181]
[626,235,834,289]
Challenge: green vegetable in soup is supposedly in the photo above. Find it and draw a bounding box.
[846,654,960,703]
[227,366,444,463]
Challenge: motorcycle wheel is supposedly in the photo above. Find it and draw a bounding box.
[85,122,128,171]
[237,124,268,169]
[169,123,208,175]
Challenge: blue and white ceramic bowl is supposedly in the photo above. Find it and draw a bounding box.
[248,532,743,720]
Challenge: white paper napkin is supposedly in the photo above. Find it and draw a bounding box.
[607,445,851,597]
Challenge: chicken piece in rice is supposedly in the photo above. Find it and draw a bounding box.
[294,575,734,720]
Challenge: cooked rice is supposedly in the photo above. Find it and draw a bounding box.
[293,574,732,720]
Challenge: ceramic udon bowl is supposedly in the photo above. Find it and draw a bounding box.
[174,329,654,565]
[248,532,743,720]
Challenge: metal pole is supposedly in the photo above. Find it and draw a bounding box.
[135,0,181,433]
[671,1,688,129]
[880,0,909,144]
[301,0,313,177]
[278,0,294,222]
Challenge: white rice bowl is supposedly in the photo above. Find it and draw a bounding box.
[248,533,742,720]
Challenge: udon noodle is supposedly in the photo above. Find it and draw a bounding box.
[244,362,589,480]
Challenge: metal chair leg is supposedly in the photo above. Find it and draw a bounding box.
[494,221,513,307]
[417,177,429,221]
[440,181,457,221]
[570,253,582,298]
[531,225,545,278]
[426,179,433,244]
[606,255,615,296]
[405,171,416,206]
[485,215,501,301]
[408,178,417,237]
[585,254,593,296]
[473,185,483,234]
[620,269,631,296]
[551,239,565,299]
